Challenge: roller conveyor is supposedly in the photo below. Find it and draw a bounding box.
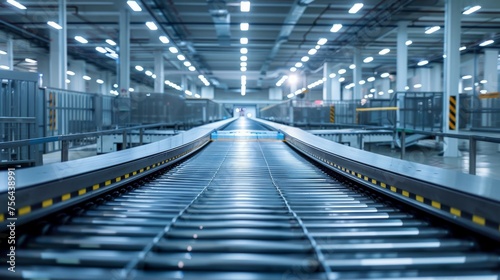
[2,118,500,279]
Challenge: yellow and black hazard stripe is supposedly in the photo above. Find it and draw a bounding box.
[0,142,207,223]
[305,151,500,234]
[329,106,335,123]
[449,96,457,130]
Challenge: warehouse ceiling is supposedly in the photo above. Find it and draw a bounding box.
[0,0,499,97]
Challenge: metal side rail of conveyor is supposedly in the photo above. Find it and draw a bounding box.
[0,118,499,280]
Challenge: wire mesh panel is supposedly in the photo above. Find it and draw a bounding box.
[399,92,443,131]
[462,94,500,131]
[0,70,42,166]
[129,92,186,125]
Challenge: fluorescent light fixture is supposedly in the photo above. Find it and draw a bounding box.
[330,24,342,33]
[359,80,365,85]
[349,64,356,69]
[7,0,26,10]
[462,75,472,79]
[240,56,248,61]
[127,1,142,12]
[188,66,196,71]
[287,93,294,98]
[113,84,118,88]
[159,36,169,44]
[417,60,429,66]
[425,26,440,34]
[241,62,247,67]
[290,67,297,72]
[106,53,118,59]
[404,86,410,90]
[379,48,390,55]
[135,65,144,71]
[241,1,250,12]
[463,5,481,15]
[74,36,88,44]
[317,38,328,45]
[240,37,248,44]
[295,62,303,68]
[380,72,390,78]
[47,21,62,30]
[177,54,185,61]
[464,87,473,91]
[129,88,135,92]
[106,39,116,46]
[25,58,36,63]
[480,90,487,94]
[405,40,412,46]
[194,94,201,98]
[367,77,375,82]
[388,89,394,94]
[338,69,346,74]
[370,89,376,93]
[0,50,6,55]
[414,84,422,88]
[480,80,487,84]
[169,47,178,53]
[241,67,247,72]
[146,21,158,30]
[185,90,193,96]
[96,79,104,84]
[368,93,374,98]
[83,75,91,81]
[308,49,317,55]
[66,79,70,84]
[145,70,153,76]
[301,56,309,62]
[459,46,466,51]
[363,57,373,63]
[104,47,115,53]
[479,39,494,47]
[96,47,107,54]
[240,23,249,31]
[67,71,75,76]
[378,91,384,95]
[184,61,191,67]
[240,48,248,54]
[349,3,363,14]
[329,73,336,78]
[338,77,345,82]
[152,74,157,79]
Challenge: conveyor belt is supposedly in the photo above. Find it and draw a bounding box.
[222,117,270,131]
[3,119,500,279]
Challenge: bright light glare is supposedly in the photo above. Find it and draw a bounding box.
[106,39,116,46]
[379,48,390,55]
[240,23,249,31]
[127,1,142,12]
[330,24,342,33]
[479,40,494,47]
[146,21,158,30]
[308,49,317,55]
[406,40,412,46]
[135,65,144,71]
[74,36,88,44]
[47,21,62,30]
[349,3,363,14]
[417,60,429,66]
[169,47,179,53]
[241,1,250,12]
[463,5,481,15]
[7,0,26,10]
[317,38,328,45]
[159,36,169,44]
[338,69,346,74]
[425,26,441,34]
[240,37,248,44]
[363,57,373,63]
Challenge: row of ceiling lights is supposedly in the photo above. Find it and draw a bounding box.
[240,1,250,96]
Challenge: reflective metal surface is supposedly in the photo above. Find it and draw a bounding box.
[2,119,499,279]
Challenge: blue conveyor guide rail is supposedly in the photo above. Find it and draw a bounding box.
[0,118,499,279]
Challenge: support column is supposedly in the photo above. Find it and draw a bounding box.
[323,62,333,101]
[118,6,130,97]
[430,63,443,92]
[416,67,432,91]
[443,0,462,157]
[397,22,409,92]
[69,60,86,92]
[6,36,13,70]
[49,0,67,89]
[154,50,164,93]
[201,86,215,99]
[353,49,362,99]
[269,87,282,100]
[484,50,499,93]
